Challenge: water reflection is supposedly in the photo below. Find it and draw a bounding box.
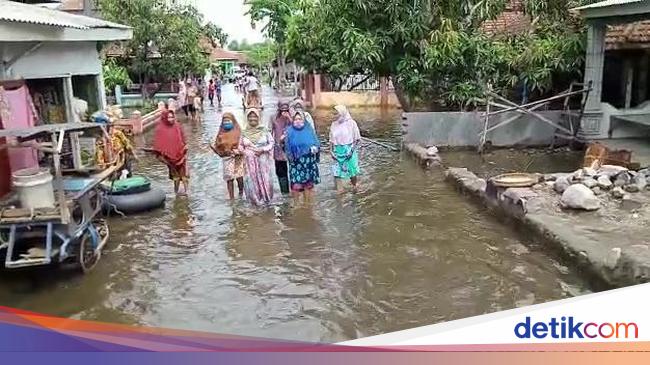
[0,85,590,342]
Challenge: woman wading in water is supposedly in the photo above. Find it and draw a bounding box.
[329,105,361,193]
[284,112,320,204]
[241,109,274,206]
[152,110,189,195]
[271,102,292,194]
[211,112,244,200]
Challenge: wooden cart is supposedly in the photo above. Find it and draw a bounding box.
[0,123,120,272]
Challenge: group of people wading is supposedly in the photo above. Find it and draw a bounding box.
[148,86,362,205]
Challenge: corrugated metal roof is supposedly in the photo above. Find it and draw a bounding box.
[575,0,645,11]
[0,0,129,30]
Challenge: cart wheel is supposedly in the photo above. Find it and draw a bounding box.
[78,230,99,273]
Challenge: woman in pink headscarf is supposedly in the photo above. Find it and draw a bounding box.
[329,105,361,193]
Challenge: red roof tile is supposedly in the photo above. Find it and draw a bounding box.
[60,0,84,11]
[606,21,650,49]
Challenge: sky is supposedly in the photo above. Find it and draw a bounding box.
[196,0,266,47]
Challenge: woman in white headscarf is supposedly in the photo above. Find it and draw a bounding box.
[329,105,361,193]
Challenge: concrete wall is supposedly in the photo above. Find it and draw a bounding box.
[316,91,401,109]
[3,41,101,79]
[600,103,650,139]
[114,86,177,107]
[403,111,564,148]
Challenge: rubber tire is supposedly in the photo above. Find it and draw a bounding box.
[105,188,166,215]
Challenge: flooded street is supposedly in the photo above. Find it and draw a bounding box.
[0,85,590,342]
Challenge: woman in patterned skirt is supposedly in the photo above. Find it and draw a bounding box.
[241,109,275,206]
[284,112,320,204]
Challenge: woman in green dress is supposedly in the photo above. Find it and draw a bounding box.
[329,105,361,193]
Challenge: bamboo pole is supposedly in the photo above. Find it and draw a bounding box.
[360,137,399,152]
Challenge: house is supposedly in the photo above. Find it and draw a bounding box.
[0,0,132,118]
[576,0,650,144]
[209,47,248,76]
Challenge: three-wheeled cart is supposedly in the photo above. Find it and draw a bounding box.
[0,123,119,272]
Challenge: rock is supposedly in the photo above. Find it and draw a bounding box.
[560,184,600,211]
[426,146,439,156]
[581,178,598,189]
[604,248,622,270]
[611,187,626,199]
[532,184,545,190]
[554,176,571,194]
[544,173,571,182]
[543,174,558,182]
[630,174,647,192]
[572,169,585,181]
[598,165,628,178]
[466,178,487,194]
[614,172,631,187]
[639,168,650,178]
[582,167,597,177]
[621,194,648,211]
[597,175,613,190]
[591,186,603,196]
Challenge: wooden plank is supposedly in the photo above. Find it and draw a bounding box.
[488,92,573,135]
[51,132,69,225]
[484,89,590,117]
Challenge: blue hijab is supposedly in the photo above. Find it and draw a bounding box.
[285,119,320,160]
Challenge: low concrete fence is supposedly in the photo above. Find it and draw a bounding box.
[402,110,564,148]
[116,108,172,135]
[115,86,178,108]
[317,91,401,109]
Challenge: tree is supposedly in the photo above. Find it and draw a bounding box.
[102,58,132,95]
[203,22,229,48]
[245,0,302,88]
[285,0,594,110]
[98,0,216,98]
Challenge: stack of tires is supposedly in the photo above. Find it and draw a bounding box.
[102,176,166,215]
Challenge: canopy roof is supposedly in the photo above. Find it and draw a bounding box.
[575,0,650,20]
[0,0,132,42]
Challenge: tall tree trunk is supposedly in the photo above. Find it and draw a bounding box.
[392,78,411,111]
[277,45,287,91]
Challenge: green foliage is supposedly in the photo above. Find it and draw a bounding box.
[284,0,593,110]
[203,22,229,48]
[244,42,277,70]
[98,0,223,93]
[102,59,132,94]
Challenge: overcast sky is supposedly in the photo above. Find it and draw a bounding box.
[196,0,266,46]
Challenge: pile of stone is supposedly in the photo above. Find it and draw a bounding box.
[543,165,650,211]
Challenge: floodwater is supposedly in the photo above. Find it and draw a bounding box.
[0,85,590,342]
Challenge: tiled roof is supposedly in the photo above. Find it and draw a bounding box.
[60,0,84,11]
[606,21,650,49]
[210,48,248,64]
[481,11,531,37]
[482,0,650,49]
[575,0,644,11]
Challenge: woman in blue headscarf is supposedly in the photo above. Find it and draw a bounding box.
[284,112,321,203]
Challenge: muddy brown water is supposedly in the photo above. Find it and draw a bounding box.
[0,86,589,342]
